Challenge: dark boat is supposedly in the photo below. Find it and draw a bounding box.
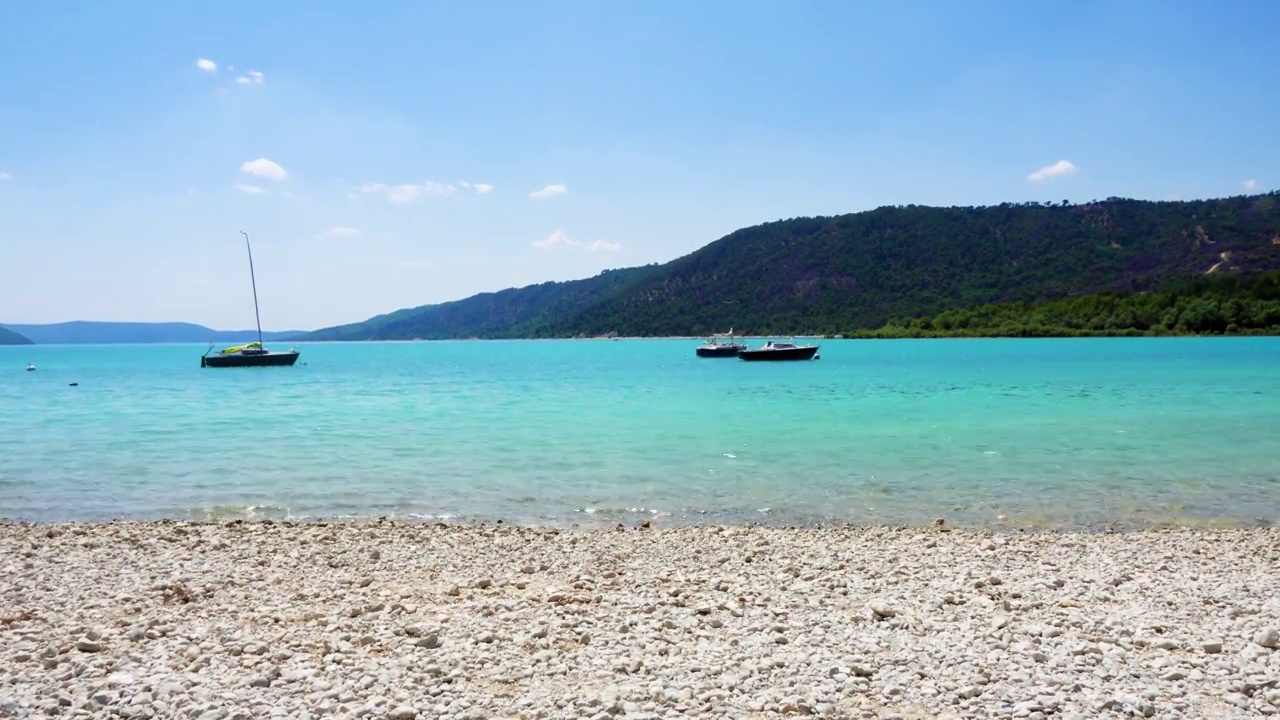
[201,231,300,368]
[202,341,299,368]
[738,340,820,361]
[696,329,748,358]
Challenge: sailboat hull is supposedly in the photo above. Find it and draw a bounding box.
[201,350,300,368]
[696,344,745,357]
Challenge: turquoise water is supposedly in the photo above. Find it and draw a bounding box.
[2,338,1279,528]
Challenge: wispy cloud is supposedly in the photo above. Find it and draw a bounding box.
[397,260,429,270]
[196,58,218,73]
[1027,160,1078,182]
[320,226,360,238]
[460,181,494,195]
[0,171,11,181]
[357,182,456,204]
[240,158,288,182]
[529,183,568,200]
[234,184,267,194]
[532,231,621,252]
[234,70,266,86]
[532,230,578,250]
[1243,179,1259,191]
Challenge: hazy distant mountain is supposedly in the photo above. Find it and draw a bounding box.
[0,326,33,345]
[1,321,305,345]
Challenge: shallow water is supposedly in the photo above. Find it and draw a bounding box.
[2,338,1279,528]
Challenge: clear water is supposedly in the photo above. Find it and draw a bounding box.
[2,338,1279,528]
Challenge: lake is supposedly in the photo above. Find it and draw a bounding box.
[2,337,1278,528]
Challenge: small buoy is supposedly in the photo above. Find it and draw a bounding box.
[814,354,821,360]
[26,363,36,372]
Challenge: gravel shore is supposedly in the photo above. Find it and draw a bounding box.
[2,521,1278,719]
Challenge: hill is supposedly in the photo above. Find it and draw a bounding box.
[854,272,1280,338]
[308,266,659,341]
[306,193,1280,340]
[1,322,304,345]
[0,326,33,345]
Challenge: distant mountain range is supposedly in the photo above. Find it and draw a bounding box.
[306,193,1280,340]
[0,321,304,345]
[0,326,32,345]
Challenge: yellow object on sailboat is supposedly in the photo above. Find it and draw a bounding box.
[219,342,262,354]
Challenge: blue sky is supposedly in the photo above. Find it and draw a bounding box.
[1,0,1276,330]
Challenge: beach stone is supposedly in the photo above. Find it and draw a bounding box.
[868,600,897,618]
[1254,628,1280,649]
[75,638,104,653]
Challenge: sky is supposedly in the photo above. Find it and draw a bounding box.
[1,0,1277,330]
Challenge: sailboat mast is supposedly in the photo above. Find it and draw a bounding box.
[240,231,264,347]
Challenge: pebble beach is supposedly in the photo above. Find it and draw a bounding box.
[2,521,1279,719]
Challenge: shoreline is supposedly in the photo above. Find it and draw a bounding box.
[3,522,1277,719]
[4,513,1275,534]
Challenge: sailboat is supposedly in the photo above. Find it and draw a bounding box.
[695,328,747,357]
[201,231,300,368]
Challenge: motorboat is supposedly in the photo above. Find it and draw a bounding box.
[738,339,820,361]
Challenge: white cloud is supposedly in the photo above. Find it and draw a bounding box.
[531,231,620,252]
[460,181,494,195]
[358,182,455,204]
[1243,179,1258,191]
[532,230,578,250]
[1027,160,1078,182]
[320,226,360,238]
[235,70,265,86]
[529,183,568,199]
[196,58,218,73]
[240,158,288,182]
[0,171,11,181]
[397,260,429,270]
[234,184,267,194]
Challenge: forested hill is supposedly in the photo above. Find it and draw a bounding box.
[307,193,1280,340]
[0,326,33,345]
[854,272,1280,338]
[307,266,659,341]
